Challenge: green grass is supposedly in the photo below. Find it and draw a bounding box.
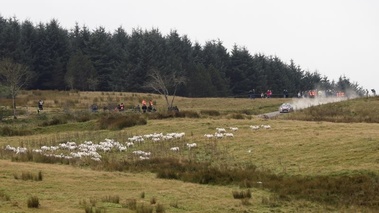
[0,91,379,212]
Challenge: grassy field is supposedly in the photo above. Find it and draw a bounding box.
[1,90,379,212]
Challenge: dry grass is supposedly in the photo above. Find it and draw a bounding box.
[4,90,284,115]
[1,90,379,212]
[0,160,336,213]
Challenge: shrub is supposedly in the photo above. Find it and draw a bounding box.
[147,112,175,120]
[27,195,40,208]
[229,113,245,119]
[39,115,67,126]
[0,126,33,136]
[98,114,147,130]
[180,110,200,118]
[200,110,220,116]
[74,111,92,122]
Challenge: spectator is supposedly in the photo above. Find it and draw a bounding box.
[119,103,124,111]
[283,89,288,98]
[91,104,98,112]
[37,100,44,114]
[266,90,272,98]
[148,100,154,112]
[141,99,147,113]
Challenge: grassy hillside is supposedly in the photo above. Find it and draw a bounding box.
[286,96,379,123]
[0,91,379,212]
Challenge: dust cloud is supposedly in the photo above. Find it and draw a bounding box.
[289,89,360,111]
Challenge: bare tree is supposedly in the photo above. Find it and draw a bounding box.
[144,69,186,110]
[0,58,34,119]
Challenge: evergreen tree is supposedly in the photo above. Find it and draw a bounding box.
[33,20,69,89]
[65,50,98,90]
[86,26,116,91]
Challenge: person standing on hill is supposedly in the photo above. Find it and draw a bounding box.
[119,103,124,111]
[37,100,44,113]
[148,100,154,112]
[141,99,147,113]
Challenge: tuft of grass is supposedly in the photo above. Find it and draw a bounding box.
[150,196,156,205]
[27,195,40,208]
[14,171,43,181]
[101,195,120,204]
[232,189,252,199]
[140,192,145,199]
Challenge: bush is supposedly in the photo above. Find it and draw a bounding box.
[179,110,200,118]
[0,126,33,136]
[98,114,147,130]
[39,115,67,126]
[200,110,220,116]
[228,113,245,119]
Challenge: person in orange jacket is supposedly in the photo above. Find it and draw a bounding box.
[141,100,147,113]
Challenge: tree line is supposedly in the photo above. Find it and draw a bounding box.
[0,16,365,98]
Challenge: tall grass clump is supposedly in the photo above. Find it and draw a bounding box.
[228,113,246,119]
[27,195,40,208]
[98,114,147,130]
[101,195,120,204]
[0,126,33,136]
[14,171,43,181]
[150,196,156,205]
[176,110,200,118]
[200,109,220,116]
[232,189,252,199]
[39,115,68,126]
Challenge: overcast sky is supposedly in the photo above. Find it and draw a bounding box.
[2,0,378,90]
